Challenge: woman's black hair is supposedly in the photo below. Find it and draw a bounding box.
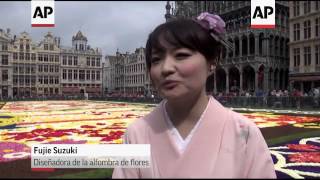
[145,18,223,71]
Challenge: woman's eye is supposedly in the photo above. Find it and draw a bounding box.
[175,53,191,60]
[151,57,161,64]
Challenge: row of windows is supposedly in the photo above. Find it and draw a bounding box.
[125,74,145,84]
[38,76,59,85]
[13,53,37,61]
[126,63,146,73]
[293,45,320,67]
[293,18,320,41]
[86,57,101,67]
[62,56,78,66]
[13,66,36,74]
[43,44,55,51]
[38,65,59,73]
[293,1,319,17]
[38,54,59,62]
[62,69,101,81]
[13,76,37,86]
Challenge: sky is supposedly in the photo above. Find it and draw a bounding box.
[0,1,168,56]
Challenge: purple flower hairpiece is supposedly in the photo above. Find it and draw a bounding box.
[195,12,233,50]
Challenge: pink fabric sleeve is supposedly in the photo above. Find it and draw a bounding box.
[112,129,141,179]
[244,124,277,178]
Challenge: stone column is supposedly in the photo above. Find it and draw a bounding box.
[255,69,259,92]
[240,69,243,92]
[248,35,251,55]
[214,71,217,94]
[270,71,274,90]
[239,37,243,57]
[277,70,280,90]
[233,39,236,58]
[226,70,229,93]
[264,69,269,92]
[255,35,259,56]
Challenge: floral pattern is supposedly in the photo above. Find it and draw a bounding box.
[269,137,320,178]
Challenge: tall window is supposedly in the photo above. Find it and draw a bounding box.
[316,45,320,65]
[304,20,311,39]
[55,55,59,62]
[74,56,78,66]
[303,1,311,14]
[25,53,30,61]
[1,55,8,65]
[44,44,48,50]
[13,53,18,60]
[44,54,48,62]
[87,57,90,66]
[316,1,319,11]
[38,54,43,61]
[68,56,73,65]
[63,56,67,65]
[293,2,300,17]
[49,44,54,51]
[68,69,72,80]
[91,70,95,80]
[74,70,78,80]
[63,69,67,80]
[316,18,320,37]
[91,58,95,66]
[39,65,43,72]
[79,70,85,81]
[32,53,36,61]
[2,70,8,81]
[2,43,7,51]
[294,48,300,67]
[96,58,100,67]
[19,52,24,60]
[304,46,311,66]
[44,65,48,72]
[96,71,100,80]
[49,55,54,62]
[86,70,90,80]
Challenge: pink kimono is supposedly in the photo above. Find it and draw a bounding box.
[112,96,276,178]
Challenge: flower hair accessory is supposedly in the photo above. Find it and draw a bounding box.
[195,12,233,50]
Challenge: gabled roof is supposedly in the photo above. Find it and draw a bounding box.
[72,31,87,41]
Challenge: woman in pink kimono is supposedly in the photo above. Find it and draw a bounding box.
[112,12,276,178]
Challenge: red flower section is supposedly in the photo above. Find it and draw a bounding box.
[288,152,320,163]
[287,144,320,151]
[80,125,96,128]
[100,131,124,142]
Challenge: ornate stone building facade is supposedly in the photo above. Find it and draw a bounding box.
[11,32,38,97]
[165,1,290,94]
[0,30,102,99]
[288,1,320,92]
[60,31,102,96]
[106,47,154,96]
[0,29,13,98]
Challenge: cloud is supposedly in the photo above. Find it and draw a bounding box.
[0,1,167,56]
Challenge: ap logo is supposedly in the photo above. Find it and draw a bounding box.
[251,0,275,29]
[31,0,55,27]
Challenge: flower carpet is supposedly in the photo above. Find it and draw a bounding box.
[0,100,319,178]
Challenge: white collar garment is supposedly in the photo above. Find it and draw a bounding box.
[163,97,211,153]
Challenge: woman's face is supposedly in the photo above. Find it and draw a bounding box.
[149,46,211,101]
